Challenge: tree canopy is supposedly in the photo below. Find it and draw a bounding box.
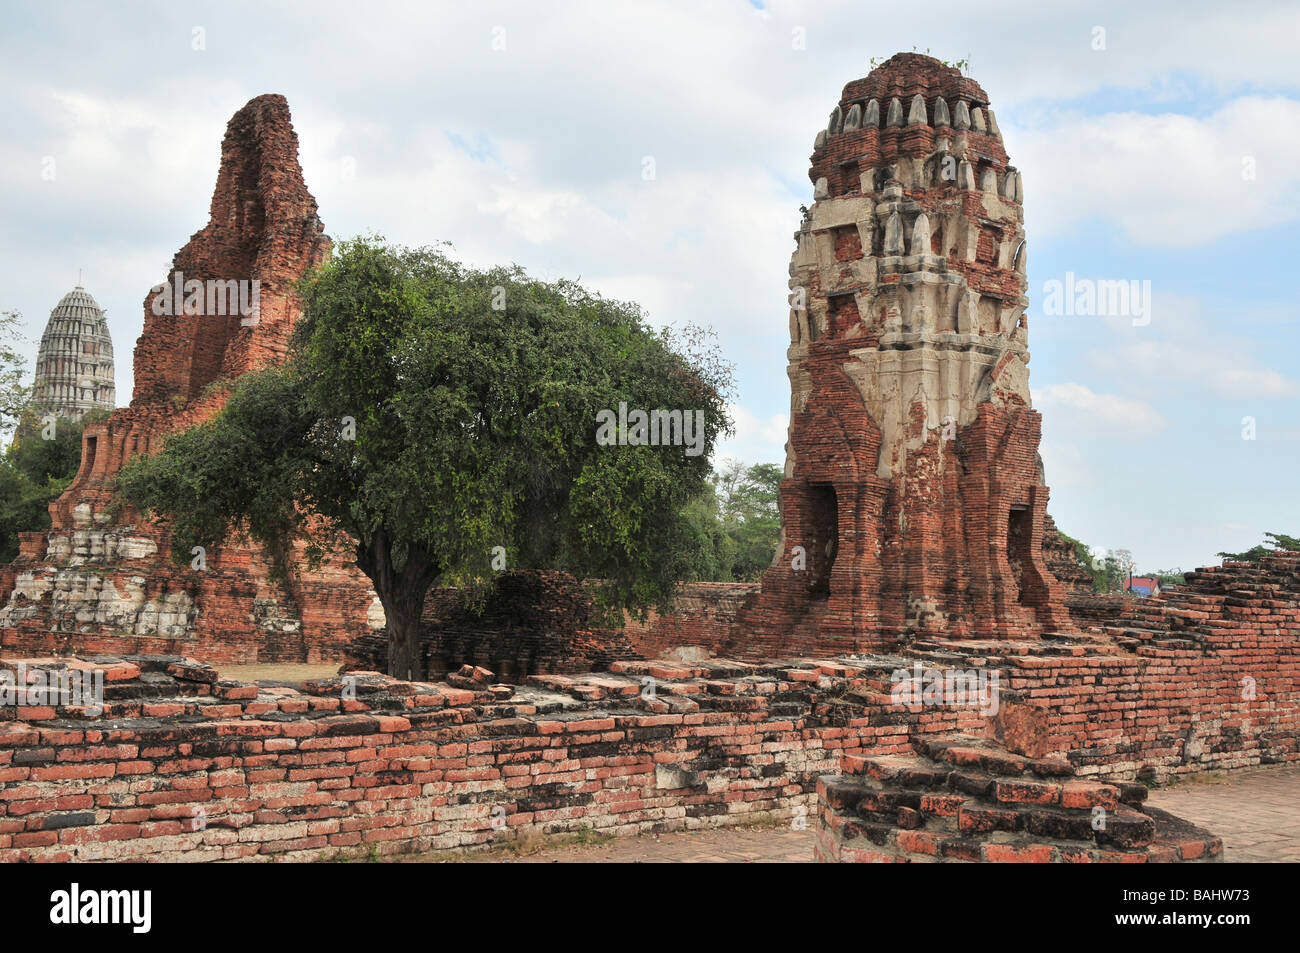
[119,238,734,678]
[674,460,784,583]
[1219,532,1300,562]
[0,414,101,561]
[713,460,782,581]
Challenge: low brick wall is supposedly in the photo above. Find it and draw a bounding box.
[2,547,1297,862]
[1066,591,1134,627]
[621,582,758,659]
[1010,554,1300,777]
[0,656,887,861]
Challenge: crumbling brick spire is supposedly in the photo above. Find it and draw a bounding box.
[0,95,374,666]
[58,93,331,517]
[735,53,1071,655]
[133,93,329,406]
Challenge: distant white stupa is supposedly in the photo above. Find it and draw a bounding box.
[32,284,116,420]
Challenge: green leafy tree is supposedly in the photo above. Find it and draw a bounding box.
[10,409,100,482]
[671,460,784,583]
[1087,549,1135,593]
[1218,532,1300,562]
[0,461,57,562]
[1146,569,1184,588]
[119,238,733,678]
[0,413,97,562]
[717,460,782,581]
[0,309,102,561]
[678,479,735,582]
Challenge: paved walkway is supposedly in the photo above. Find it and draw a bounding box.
[1147,764,1300,862]
[453,824,815,863]
[434,764,1299,863]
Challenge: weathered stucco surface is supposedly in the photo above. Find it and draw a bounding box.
[737,53,1070,655]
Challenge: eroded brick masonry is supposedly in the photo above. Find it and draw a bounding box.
[0,58,1295,864]
[0,95,378,665]
[735,53,1071,657]
[2,549,1296,862]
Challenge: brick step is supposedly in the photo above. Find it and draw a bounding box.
[818,737,1220,864]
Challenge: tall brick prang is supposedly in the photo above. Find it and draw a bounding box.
[0,95,379,664]
[735,54,1071,656]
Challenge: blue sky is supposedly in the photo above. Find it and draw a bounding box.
[0,0,1296,572]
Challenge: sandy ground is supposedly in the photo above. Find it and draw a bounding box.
[221,663,340,685]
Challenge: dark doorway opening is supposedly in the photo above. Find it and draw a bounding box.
[1007,506,1031,607]
[808,483,839,596]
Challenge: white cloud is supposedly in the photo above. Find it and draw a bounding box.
[1078,296,1300,399]
[1107,339,1300,398]
[1038,439,1095,488]
[713,402,787,466]
[1010,97,1300,246]
[1033,383,1167,439]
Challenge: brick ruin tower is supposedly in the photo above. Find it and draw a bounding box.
[736,54,1072,655]
[0,94,379,663]
[31,285,116,421]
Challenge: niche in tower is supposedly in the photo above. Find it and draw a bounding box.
[827,292,860,337]
[1007,505,1032,607]
[807,483,839,596]
[832,225,863,262]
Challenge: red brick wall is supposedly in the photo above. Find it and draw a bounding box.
[622,582,759,659]
[996,553,1300,775]
[3,547,1296,861]
[0,657,885,861]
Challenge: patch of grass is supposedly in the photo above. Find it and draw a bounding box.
[318,842,385,863]
[405,825,617,863]
[571,826,614,848]
[1161,770,1227,789]
[501,826,615,856]
[507,828,547,856]
[730,812,794,832]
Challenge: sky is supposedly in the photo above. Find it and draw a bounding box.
[0,0,1296,573]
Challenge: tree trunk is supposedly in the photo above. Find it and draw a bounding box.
[385,597,424,682]
[354,528,439,681]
